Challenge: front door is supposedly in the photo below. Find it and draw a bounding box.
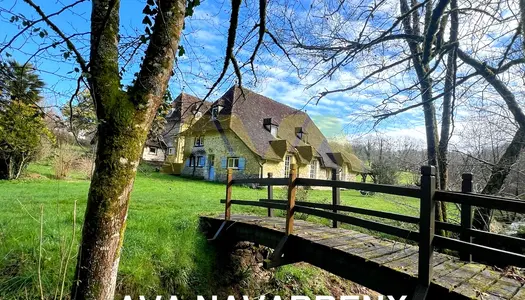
[208,155,215,181]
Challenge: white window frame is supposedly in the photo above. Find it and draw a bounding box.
[270,125,278,138]
[190,156,205,167]
[227,157,240,169]
[284,155,292,177]
[197,156,205,167]
[211,106,219,120]
[194,136,204,147]
[149,147,157,154]
[309,160,318,179]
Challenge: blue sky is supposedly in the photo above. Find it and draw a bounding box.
[0,0,434,141]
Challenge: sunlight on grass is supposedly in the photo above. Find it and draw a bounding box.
[0,163,452,298]
[0,163,269,298]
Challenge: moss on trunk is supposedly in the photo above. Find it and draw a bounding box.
[72,0,186,298]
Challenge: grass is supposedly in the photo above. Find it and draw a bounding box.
[0,163,458,299]
[398,171,418,185]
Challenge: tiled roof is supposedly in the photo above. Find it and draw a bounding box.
[148,93,210,148]
[167,92,210,124]
[186,85,361,170]
[144,139,166,148]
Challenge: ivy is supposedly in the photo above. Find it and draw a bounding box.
[142,1,158,38]
[139,35,148,44]
[185,0,201,17]
[142,16,152,26]
[178,45,185,57]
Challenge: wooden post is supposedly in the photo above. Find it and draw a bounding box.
[418,165,436,287]
[225,168,233,220]
[460,173,473,262]
[332,168,340,228]
[285,164,297,235]
[267,172,274,217]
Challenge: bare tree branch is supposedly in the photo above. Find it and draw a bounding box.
[22,0,88,73]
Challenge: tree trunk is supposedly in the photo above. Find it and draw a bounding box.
[0,155,9,179]
[437,0,457,192]
[72,0,186,298]
[421,79,445,226]
[13,152,28,179]
[521,0,525,54]
[436,0,458,228]
[472,127,525,231]
[457,49,525,231]
[72,121,142,299]
[400,0,445,227]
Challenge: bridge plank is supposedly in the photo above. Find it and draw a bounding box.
[453,268,502,298]
[251,219,286,230]
[382,251,419,276]
[431,259,465,279]
[334,235,382,254]
[510,285,525,299]
[484,276,522,299]
[381,250,450,276]
[315,233,369,248]
[360,243,406,260]
[433,263,486,291]
[294,226,355,241]
[373,245,419,264]
[201,215,520,299]
[294,228,338,240]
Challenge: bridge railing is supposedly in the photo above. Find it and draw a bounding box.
[220,165,525,288]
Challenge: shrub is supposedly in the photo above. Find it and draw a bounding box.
[0,61,52,180]
[76,156,95,179]
[0,102,54,179]
[34,138,54,162]
[53,145,80,179]
[370,159,399,185]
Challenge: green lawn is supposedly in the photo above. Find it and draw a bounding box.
[0,163,458,299]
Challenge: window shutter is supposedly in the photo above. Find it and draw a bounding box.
[221,157,227,169]
[238,158,246,170]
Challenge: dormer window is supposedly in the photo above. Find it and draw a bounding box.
[211,105,223,120]
[295,127,307,142]
[263,118,279,138]
[190,103,201,117]
[270,126,278,138]
[194,136,204,147]
[211,107,219,120]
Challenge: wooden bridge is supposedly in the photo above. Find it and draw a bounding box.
[199,165,525,300]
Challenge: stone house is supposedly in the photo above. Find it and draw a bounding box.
[141,93,209,165]
[181,85,363,181]
[142,139,166,162]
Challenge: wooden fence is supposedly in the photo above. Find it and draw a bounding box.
[220,164,525,289]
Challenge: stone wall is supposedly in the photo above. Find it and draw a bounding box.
[141,146,165,162]
[182,130,261,182]
[261,154,337,180]
[180,131,358,183]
